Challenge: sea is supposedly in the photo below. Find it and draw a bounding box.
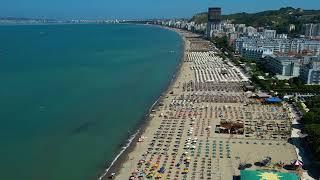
[0,24,182,180]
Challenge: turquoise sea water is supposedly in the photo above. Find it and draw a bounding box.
[0,24,182,180]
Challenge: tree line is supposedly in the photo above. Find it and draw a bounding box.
[301,96,320,161]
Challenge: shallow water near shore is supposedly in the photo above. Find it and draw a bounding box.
[0,24,182,180]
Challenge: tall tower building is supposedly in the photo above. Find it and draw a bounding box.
[207,7,222,38]
[304,23,320,37]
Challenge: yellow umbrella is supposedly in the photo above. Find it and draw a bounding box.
[156,174,162,179]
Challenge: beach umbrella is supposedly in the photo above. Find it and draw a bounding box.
[183,168,189,174]
[158,167,166,173]
[134,169,139,173]
[153,163,159,168]
[291,159,303,166]
[156,174,162,179]
[147,172,154,178]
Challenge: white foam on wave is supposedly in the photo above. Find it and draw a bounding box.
[98,130,139,180]
[98,90,162,180]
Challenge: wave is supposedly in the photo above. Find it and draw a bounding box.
[98,97,161,180]
[98,130,139,180]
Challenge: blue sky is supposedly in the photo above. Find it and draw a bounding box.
[1,0,320,19]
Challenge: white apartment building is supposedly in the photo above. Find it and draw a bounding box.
[264,55,301,78]
[303,23,320,37]
[263,29,276,39]
[300,57,320,84]
[235,36,320,55]
[245,26,257,36]
[241,47,273,61]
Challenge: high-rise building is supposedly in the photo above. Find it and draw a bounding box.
[207,7,222,38]
[300,57,320,84]
[264,55,301,78]
[245,26,257,36]
[235,36,320,55]
[228,32,239,46]
[303,23,320,37]
[288,24,296,32]
[235,24,246,33]
[263,29,277,39]
[241,47,273,62]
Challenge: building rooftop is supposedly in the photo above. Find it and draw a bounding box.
[265,97,282,103]
[275,56,300,62]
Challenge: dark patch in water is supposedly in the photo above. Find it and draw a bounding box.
[71,121,97,135]
[39,32,47,36]
[96,49,106,53]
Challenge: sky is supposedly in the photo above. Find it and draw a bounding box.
[1,0,320,20]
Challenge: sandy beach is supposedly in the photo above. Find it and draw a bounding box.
[102,28,300,180]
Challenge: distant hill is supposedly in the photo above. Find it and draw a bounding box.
[191,7,320,33]
[0,17,41,21]
[0,17,58,22]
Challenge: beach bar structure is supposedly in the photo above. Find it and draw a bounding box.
[265,97,282,104]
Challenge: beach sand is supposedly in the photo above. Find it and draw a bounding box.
[102,28,299,180]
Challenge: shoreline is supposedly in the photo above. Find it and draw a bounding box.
[98,25,187,180]
[104,24,302,180]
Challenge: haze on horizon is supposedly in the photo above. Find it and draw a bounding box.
[1,0,320,20]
